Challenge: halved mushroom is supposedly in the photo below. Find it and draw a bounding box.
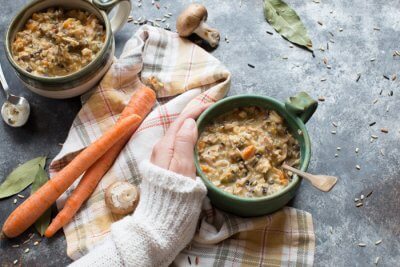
[105,181,139,215]
[176,3,220,47]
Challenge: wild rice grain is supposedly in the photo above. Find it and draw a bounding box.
[381,128,388,133]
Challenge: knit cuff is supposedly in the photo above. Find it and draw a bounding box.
[110,160,207,266]
[139,160,207,194]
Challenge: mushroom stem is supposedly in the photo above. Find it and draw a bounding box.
[193,22,220,47]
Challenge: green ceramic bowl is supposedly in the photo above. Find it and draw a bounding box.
[194,92,318,217]
[4,0,131,99]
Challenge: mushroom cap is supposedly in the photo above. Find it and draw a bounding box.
[105,181,139,215]
[176,3,208,37]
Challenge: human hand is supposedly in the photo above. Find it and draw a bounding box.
[150,104,210,179]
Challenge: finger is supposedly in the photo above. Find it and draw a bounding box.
[169,118,198,178]
[150,103,210,169]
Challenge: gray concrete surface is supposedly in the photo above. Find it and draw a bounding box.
[1,0,399,266]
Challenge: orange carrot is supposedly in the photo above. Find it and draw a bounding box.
[2,114,142,238]
[45,86,156,238]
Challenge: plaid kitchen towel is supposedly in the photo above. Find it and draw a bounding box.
[49,26,315,266]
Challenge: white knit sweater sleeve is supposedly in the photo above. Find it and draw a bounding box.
[70,160,207,267]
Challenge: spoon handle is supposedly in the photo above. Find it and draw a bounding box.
[0,63,10,97]
[282,164,311,179]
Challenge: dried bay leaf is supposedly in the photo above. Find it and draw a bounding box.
[264,0,313,51]
[31,166,51,236]
[0,156,46,199]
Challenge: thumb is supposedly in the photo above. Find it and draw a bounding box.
[168,118,198,178]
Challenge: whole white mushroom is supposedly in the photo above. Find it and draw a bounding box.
[105,181,139,215]
[176,3,220,47]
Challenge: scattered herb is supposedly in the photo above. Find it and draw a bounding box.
[0,156,46,199]
[356,73,361,82]
[263,0,313,51]
[31,167,51,236]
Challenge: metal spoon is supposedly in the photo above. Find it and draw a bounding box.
[282,164,338,192]
[0,63,30,127]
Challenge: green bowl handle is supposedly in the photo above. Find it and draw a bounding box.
[93,0,131,33]
[284,92,318,123]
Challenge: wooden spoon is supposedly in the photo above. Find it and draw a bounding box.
[282,164,338,192]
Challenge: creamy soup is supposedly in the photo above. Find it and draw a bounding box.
[197,106,300,198]
[12,8,105,77]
